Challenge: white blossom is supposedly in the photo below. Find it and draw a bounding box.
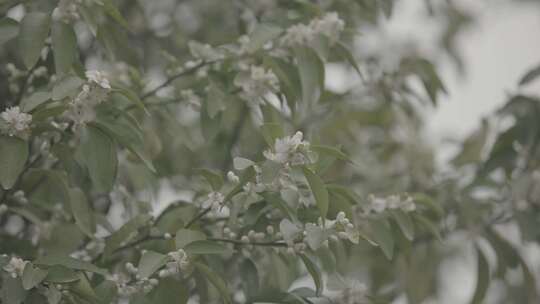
[279,219,302,245]
[2,257,27,278]
[366,194,416,214]
[85,70,111,90]
[263,131,310,165]
[227,171,240,183]
[159,249,190,277]
[234,65,279,105]
[66,71,111,127]
[52,0,80,23]
[202,191,225,211]
[180,89,201,109]
[281,12,345,47]
[0,106,32,136]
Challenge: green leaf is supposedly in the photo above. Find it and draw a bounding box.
[247,23,283,53]
[68,188,95,237]
[44,285,62,304]
[311,144,353,164]
[299,254,323,296]
[1,274,28,304]
[0,136,29,190]
[240,259,259,300]
[52,75,84,101]
[184,240,229,255]
[335,42,362,77]
[101,0,130,29]
[301,166,329,219]
[452,120,489,167]
[470,246,490,304]
[206,83,226,118]
[261,122,284,146]
[519,63,540,86]
[69,273,100,303]
[22,263,48,290]
[414,214,442,242]
[94,280,117,304]
[103,214,152,259]
[390,210,414,241]
[18,12,51,69]
[233,157,254,170]
[138,251,168,278]
[51,21,77,74]
[263,193,298,222]
[20,91,51,112]
[0,18,19,45]
[113,87,149,115]
[294,46,324,105]
[44,265,80,283]
[35,255,107,276]
[175,229,207,249]
[77,124,118,193]
[369,218,394,260]
[194,262,232,304]
[149,278,189,304]
[196,168,223,191]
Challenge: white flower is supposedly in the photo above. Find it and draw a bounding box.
[3,257,27,278]
[180,89,201,109]
[202,191,225,211]
[227,171,240,183]
[234,65,279,105]
[281,24,316,47]
[304,222,326,250]
[0,106,32,136]
[263,131,310,164]
[85,70,111,90]
[367,195,387,213]
[401,196,416,212]
[161,249,190,277]
[310,12,345,40]
[52,0,80,23]
[279,219,302,244]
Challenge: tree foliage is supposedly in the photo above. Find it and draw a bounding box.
[0,1,538,303]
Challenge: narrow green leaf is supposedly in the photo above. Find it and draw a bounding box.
[299,254,323,296]
[35,255,107,276]
[335,42,362,77]
[247,24,282,53]
[22,263,48,290]
[18,12,51,69]
[470,246,490,304]
[369,218,394,260]
[101,0,130,29]
[260,122,284,146]
[20,91,51,112]
[138,251,168,278]
[68,188,95,237]
[301,166,329,219]
[311,144,354,164]
[294,46,324,105]
[414,214,442,242]
[196,168,223,191]
[52,21,77,74]
[150,278,189,304]
[0,136,29,190]
[113,87,149,115]
[1,275,28,304]
[103,214,152,259]
[44,265,79,283]
[519,63,540,86]
[184,240,229,255]
[390,210,414,241]
[52,75,84,101]
[175,229,207,249]
[194,262,232,304]
[77,124,118,193]
[0,18,19,45]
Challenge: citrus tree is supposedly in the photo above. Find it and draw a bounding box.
[0,1,538,303]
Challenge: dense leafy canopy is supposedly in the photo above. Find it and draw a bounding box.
[0,1,539,304]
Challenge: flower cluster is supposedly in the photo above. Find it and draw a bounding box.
[263,131,313,165]
[52,0,81,23]
[279,211,359,254]
[2,256,27,278]
[365,194,416,214]
[234,65,279,106]
[65,70,111,127]
[201,191,225,211]
[0,106,32,137]
[281,12,345,47]
[159,249,191,277]
[179,89,202,110]
[109,268,159,297]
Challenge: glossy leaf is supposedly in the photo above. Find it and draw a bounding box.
[0,136,28,190]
